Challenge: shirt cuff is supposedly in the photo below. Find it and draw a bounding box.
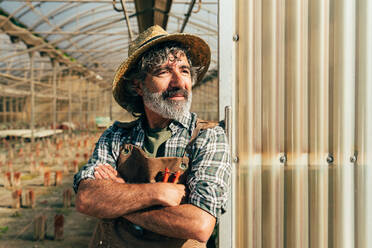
[73,166,96,193]
[188,186,225,218]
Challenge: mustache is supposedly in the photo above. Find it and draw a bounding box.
[162,88,189,99]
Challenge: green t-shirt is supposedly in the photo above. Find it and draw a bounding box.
[143,125,172,157]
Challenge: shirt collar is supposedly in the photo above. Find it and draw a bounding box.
[173,111,193,128]
[138,112,195,136]
[169,112,195,135]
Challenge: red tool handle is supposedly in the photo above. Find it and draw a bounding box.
[172,171,181,183]
[163,167,170,182]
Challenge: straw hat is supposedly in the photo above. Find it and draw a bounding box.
[112,25,211,110]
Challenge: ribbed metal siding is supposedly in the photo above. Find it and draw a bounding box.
[234,0,372,247]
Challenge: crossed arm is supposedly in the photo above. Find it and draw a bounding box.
[75,164,216,243]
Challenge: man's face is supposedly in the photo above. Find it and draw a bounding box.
[138,52,193,120]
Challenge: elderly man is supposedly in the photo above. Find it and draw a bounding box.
[74,25,231,248]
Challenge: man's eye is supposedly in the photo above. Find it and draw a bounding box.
[159,69,170,75]
[153,69,168,76]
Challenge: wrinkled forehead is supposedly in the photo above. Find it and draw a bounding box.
[165,51,190,66]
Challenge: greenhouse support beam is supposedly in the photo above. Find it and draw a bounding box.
[119,0,134,40]
[79,78,83,129]
[180,0,196,32]
[109,90,112,121]
[29,51,35,145]
[0,15,102,80]
[52,60,57,135]
[68,72,72,134]
[86,81,90,128]
[2,97,5,123]
[0,85,70,100]
[9,96,13,123]
[0,72,68,94]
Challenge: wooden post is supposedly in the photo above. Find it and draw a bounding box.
[33,215,47,240]
[38,161,45,175]
[5,171,12,187]
[44,171,51,186]
[11,189,22,208]
[72,160,78,173]
[30,160,36,173]
[63,161,69,174]
[18,147,24,157]
[13,172,21,187]
[54,214,64,240]
[55,171,63,186]
[26,189,35,208]
[7,160,13,171]
[83,152,89,161]
[63,188,72,208]
[35,147,40,158]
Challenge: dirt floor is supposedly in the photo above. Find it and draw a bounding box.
[0,131,101,248]
[0,132,219,248]
[0,169,97,248]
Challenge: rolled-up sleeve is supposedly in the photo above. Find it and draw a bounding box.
[73,126,120,193]
[187,126,231,218]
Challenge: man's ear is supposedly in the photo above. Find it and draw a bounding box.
[134,79,143,96]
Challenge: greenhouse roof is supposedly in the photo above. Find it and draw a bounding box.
[0,0,218,94]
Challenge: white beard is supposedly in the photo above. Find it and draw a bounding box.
[142,86,192,121]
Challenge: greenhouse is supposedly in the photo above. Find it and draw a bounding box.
[0,0,371,248]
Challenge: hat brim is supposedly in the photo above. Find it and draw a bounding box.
[112,33,211,110]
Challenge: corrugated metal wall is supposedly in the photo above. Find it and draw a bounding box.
[234,0,371,247]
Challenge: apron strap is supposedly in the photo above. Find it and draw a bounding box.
[183,119,219,160]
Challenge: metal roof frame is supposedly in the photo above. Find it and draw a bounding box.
[0,0,218,101]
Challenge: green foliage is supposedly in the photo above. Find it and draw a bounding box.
[0,226,8,238]
[56,208,71,215]
[0,226,8,233]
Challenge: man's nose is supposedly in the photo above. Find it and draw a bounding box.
[169,71,185,88]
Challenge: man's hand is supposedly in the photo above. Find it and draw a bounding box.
[94,164,125,183]
[76,165,186,218]
[155,183,186,207]
[94,164,185,207]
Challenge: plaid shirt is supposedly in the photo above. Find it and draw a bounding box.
[73,112,231,218]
